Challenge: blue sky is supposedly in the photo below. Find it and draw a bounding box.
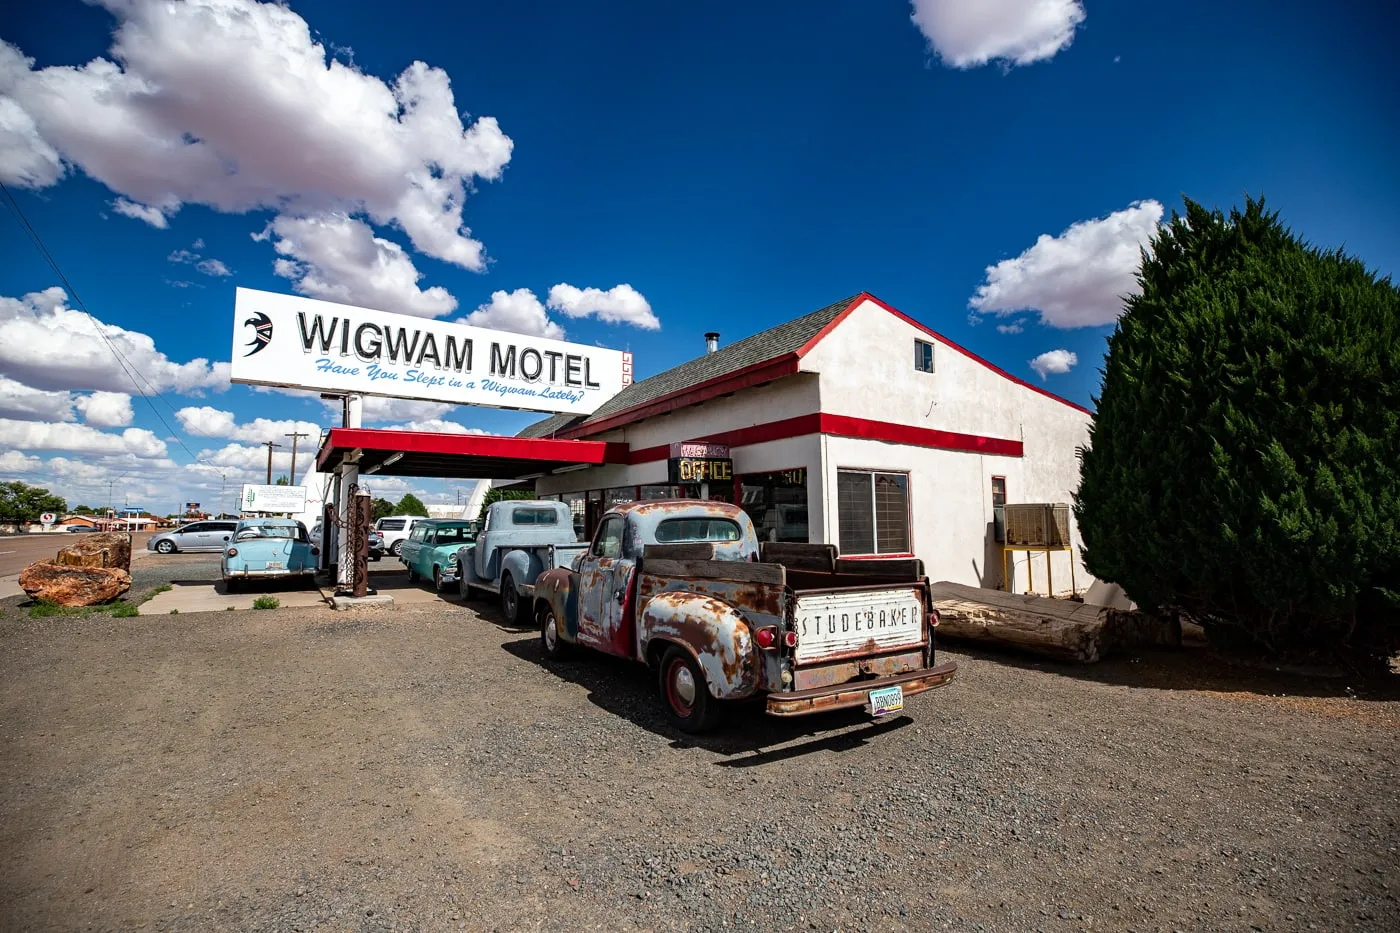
[1,0,1396,511]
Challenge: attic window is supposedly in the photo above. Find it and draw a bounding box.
[915,339,935,373]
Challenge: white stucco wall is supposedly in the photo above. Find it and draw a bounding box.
[802,298,1093,594]
[533,297,1093,595]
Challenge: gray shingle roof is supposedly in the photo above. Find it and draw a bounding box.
[515,295,859,439]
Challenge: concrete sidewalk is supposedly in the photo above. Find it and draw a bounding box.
[138,565,463,614]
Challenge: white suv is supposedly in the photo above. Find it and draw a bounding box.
[374,515,429,557]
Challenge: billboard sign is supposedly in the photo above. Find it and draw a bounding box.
[230,288,634,416]
[241,484,308,514]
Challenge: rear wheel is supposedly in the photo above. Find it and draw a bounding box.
[540,606,571,660]
[390,539,404,557]
[659,645,722,734]
[501,574,529,625]
[407,563,419,583]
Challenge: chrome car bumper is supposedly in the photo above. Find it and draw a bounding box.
[223,568,317,578]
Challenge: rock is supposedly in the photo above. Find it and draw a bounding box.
[55,531,132,571]
[19,561,132,606]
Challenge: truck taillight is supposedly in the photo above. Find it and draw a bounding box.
[754,626,778,649]
[928,608,940,628]
[783,630,799,648]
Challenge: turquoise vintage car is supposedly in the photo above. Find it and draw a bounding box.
[400,519,478,592]
[222,518,318,591]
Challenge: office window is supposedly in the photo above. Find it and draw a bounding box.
[739,468,809,543]
[991,476,1007,542]
[915,339,935,373]
[837,469,911,555]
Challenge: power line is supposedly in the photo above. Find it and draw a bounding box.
[0,180,206,465]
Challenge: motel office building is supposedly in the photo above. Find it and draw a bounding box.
[517,293,1094,595]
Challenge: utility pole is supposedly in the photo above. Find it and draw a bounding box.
[284,432,310,485]
[262,441,282,484]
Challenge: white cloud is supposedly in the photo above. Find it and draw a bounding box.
[0,418,167,458]
[195,441,307,478]
[0,0,512,271]
[969,200,1164,329]
[0,449,44,475]
[910,1,1085,69]
[266,213,457,318]
[382,419,483,434]
[996,321,1025,334]
[75,391,135,428]
[110,196,170,227]
[176,406,324,443]
[169,241,234,276]
[0,96,63,187]
[1029,349,1078,379]
[546,284,659,330]
[0,375,76,422]
[196,258,231,276]
[464,288,564,339]
[0,286,230,394]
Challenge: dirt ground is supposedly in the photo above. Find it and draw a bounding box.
[1,577,1397,932]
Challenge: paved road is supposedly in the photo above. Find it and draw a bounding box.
[0,531,155,577]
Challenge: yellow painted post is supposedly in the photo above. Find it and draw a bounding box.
[1002,548,1009,591]
[1026,549,1034,595]
[1069,547,1077,598]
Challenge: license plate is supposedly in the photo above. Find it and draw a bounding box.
[869,685,904,715]
[265,561,284,570]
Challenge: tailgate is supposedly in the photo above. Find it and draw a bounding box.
[793,585,925,664]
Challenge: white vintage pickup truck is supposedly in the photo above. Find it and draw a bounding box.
[531,499,957,733]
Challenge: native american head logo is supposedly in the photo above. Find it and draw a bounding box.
[243,312,273,356]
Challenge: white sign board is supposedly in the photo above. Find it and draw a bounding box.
[40,512,57,526]
[230,288,633,416]
[241,484,308,514]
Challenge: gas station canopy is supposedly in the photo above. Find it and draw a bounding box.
[315,428,629,480]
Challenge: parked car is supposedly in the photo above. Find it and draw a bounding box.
[66,524,95,533]
[532,499,957,733]
[374,515,432,557]
[147,519,240,553]
[368,529,385,561]
[221,518,318,591]
[399,519,479,591]
[454,500,588,623]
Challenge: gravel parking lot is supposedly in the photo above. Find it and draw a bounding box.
[1,565,1397,933]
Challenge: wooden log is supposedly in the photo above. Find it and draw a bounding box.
[19,561,132,606]
[55,531,132,571]
[930,581,1181,663]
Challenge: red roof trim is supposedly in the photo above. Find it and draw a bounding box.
[841,293,1093,416]
[557,355,803,440]
[627,412,1021,463]
[316,428,628,471]
[819,413,1023,457]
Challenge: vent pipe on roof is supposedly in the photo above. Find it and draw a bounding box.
[704,331,720,354]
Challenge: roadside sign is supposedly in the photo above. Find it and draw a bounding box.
[39,512,57,527]
[241,484,308,514]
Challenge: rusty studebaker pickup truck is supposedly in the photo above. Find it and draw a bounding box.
[532,499,956,733]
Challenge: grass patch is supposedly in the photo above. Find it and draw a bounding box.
[169,608,179,615]
[27,597,140,619]
[111,603,139,618]
[150,584,173,597]
[226,606,235,611]
[252,596,280,610]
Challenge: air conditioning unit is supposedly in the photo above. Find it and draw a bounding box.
[1003,503,1071,547]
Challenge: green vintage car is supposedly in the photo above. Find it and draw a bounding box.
[399,519,479,592]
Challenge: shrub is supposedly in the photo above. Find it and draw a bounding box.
[28,600,62,618]
[110,603,138,618]
[1075,196,1400,665]
[252,596,280,610]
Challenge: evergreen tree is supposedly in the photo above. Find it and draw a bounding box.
[0,481,67,523]
[371,497,396,522]
[1075,196,1399,663]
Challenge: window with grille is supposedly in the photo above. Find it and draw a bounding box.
[914,339,935,373]
[837,469,911,555]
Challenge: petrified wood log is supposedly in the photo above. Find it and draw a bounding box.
[55,531,132,571]
[930,581,1180,663]
[18,562,132,606]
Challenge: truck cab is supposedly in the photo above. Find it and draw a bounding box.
[455,500,589,624]
[532,500,956,733]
